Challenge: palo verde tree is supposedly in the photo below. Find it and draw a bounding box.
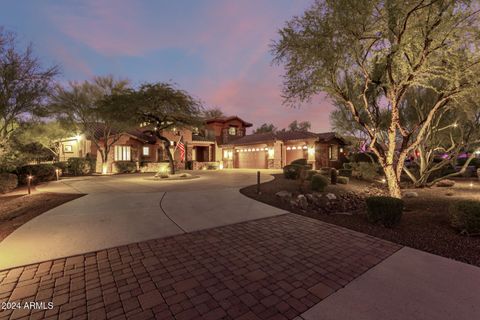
[109,83,203,175]
[273,0,480,198]
[52,76,134,173]
[0,28,58,161]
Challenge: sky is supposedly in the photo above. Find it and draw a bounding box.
[1,0,334,133]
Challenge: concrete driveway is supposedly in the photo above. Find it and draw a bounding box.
[0,170,286,269]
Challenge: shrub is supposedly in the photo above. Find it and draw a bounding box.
[306,169,317,181]
[67,157,94,176]
[0,173,18,193]
[311,174,329,192]
[343,162,353,170]
[291,158,307,166]
[283,164,304,179]
[351,162,379,181]
[53,161,68,174]
[338,169,352,177]
[114,161,137,173]
[337,176,349,184]
[17,164,56,185]
[449,200,480,236]
[350,152,378,163]
[207,163,219,170]
[366,196,404,228]
[319,167,331,177]
[330,168,338,184]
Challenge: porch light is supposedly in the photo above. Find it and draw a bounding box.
[170,141,174,146]
[236,150,240,153]
[339,147,344,153]
[292,146,297,150]
[264,147,268,151]
[248,148,252,152]
[308,147,315,156]
[255,148,260,151]
[287,146,291,150]
[302,146,308,150]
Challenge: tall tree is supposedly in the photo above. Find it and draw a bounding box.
[287,120,311,132]
[108,83,203,174]
[273,0,480,198]
[0,28,58,159]
[52,76,134,173]
[253,123,277,134]
[16,120,74,161]
[203,107,224,119]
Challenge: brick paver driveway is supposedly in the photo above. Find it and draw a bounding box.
[0,214,400,320]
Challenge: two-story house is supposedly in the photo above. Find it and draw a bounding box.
[58,115,346,173]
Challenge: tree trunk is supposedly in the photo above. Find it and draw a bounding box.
[163,140,175,175]
[384,165,402,198]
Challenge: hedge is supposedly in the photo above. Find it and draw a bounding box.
[16,164,56,185]
[0,173,18,193]
[114,161,137,173]
[366,196,404,228]
[450,200,480,236]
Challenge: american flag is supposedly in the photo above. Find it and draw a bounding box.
[177,136,185,162]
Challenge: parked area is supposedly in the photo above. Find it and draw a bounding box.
[241,174,480,267]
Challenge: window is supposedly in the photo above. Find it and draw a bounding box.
[63,145,73,153]
[142,146,150,156]
[228,127,237,135]
[328,145,338,161]
[115,146,131,161]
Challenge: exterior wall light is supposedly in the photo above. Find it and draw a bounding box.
[339,147,344,153]
[268,148,274,159]
[170,141,174,146]
[302,145,308,150]
[287,146,291,150]
[75,134,82,141]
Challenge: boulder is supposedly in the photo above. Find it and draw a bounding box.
[436,179,455,187]
[276,190,292,201]
[326,193,337,200]
[297,195,308,210]
[403,191,418,198]
[305,193,315,203]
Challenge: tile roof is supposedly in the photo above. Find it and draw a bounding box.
[222,131,334,146]
[192,134,215,142]
[205,116,253,127]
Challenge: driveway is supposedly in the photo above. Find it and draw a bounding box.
[0,170,286,270]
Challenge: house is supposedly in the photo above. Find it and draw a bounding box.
[58,115,346,173]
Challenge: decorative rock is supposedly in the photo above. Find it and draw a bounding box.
[445,192,454,196]
[436,179,455,187]
[276,190,292,200]
[403,191,418,198]
[305,193,315,203]
[297,195,308,210]
[326,193,337,200]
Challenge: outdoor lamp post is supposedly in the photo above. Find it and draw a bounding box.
[27,175,33,195]
[55,169,60,181]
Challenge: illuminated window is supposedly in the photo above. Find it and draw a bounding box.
[328,145,338,161]
[115,146,131,161]
[143,146,150,156]
[228,127,237,135]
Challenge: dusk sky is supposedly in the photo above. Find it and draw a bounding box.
[1,0,334,132]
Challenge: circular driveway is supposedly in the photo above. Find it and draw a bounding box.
[0,170,286,270]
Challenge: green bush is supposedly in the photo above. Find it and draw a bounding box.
[343,162,353,170]
[319,167,331,177]
[207,163,219,170]
[311,174,329,192]
[114,161,137,173]
[53,162,68,175]
[331,168,338,184]
[306,169,318,181]
[17,164,56,185]
[67,157,94,176]
[351,162,380,181]
[283,164,304,179]
[337,176,349,184]
[291,158,307,166]
[449,200,480,236]
[0,173,18,193]
[338,169,352,177]
[366,196,404,228]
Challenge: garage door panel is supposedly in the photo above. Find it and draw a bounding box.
[237,151,267,169]
[286,149,306,164]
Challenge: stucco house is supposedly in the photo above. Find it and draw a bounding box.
[58,115,346,173]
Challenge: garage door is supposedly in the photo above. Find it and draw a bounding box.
[236,150,267,168]
[286,149,306,164]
